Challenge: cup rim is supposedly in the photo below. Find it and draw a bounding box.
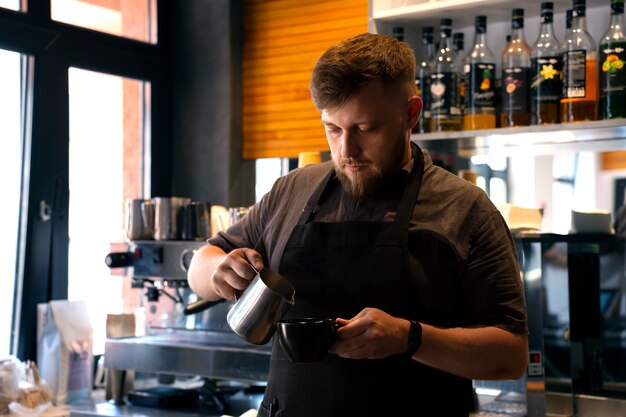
[278,317,335,325]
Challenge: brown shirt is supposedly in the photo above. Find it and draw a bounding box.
[209,148,528,334]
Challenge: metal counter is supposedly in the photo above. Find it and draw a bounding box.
[104,330,272,384]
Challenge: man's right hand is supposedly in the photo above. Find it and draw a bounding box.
[212,248,264,300]
[188,245,264,302]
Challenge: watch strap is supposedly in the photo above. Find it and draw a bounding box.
[402,320,422,358]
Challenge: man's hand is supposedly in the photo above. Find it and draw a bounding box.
[211,248,264,300]
[188,244,264,302]
[330,307,409,359]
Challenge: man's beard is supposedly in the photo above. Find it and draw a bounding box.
[334,130,408,201]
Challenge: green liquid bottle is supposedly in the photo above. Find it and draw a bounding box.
[600,0,626,119]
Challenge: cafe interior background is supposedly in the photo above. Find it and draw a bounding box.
[1,0,626,415]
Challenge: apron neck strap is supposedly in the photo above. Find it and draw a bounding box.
[394,142,424,227]
[298,167,334,226]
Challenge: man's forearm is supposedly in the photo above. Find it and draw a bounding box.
[413,324,528,380]
[187,244,228,301]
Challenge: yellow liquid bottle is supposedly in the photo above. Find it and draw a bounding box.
[560,1,598,122]
[463,15,497,130]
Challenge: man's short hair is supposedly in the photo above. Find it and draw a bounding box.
[310,32,417,110]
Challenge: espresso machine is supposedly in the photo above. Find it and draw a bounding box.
[102,200,271,415]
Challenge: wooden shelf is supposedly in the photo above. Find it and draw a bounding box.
[373,0,608,26]
[411,119,626,156]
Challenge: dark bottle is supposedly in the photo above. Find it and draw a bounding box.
[501,8,532,127]
[531,2,562,124]
[561,0,597,122]
[464,15,497,130]
[495,35,511,128]
[392,26,404,41]
[566,9,573,36]
[430,19,463,131]
[454,32,466,116]
[454,33,465,55]
[600,0,626,119]
[413,26,436,134]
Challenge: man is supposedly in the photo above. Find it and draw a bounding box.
[188,33,528,416]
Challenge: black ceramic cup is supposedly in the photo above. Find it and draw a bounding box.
[277,318,338,363]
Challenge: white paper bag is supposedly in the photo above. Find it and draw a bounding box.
[37,301,93,405]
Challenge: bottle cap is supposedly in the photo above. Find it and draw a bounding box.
[392,27,404,41]
[422,26,434,44]
[453,32,464,51]
[611,0,624,14]
[541,2,554,22]
[512,8,524,29]
[566,9,573,29]
[475,15,487,34]
[440,19,453,37]
[573,0,586,17]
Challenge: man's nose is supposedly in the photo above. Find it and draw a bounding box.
[340,131,359,159]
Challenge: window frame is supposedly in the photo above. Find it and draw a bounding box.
[0,1,173,360]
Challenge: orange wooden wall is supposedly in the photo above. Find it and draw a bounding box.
[242,0,368,159]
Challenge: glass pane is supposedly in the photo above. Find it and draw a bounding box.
[0,0,19,11]
[68,68,149,354]
[52,0,157,44]
[0,49,24,357]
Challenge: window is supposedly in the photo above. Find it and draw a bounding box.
[0,0,19,11]
[0,49,26,357]
[51,0,157,44]
[67,68,149,354]
[0,0,171,361]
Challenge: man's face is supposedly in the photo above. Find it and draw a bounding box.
[321,81,418,200]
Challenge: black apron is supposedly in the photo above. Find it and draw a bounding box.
[258,144,472,417]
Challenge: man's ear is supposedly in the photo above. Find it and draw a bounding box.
[407,96,422,129]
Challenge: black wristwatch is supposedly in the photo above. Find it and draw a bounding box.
[402,320,422,358]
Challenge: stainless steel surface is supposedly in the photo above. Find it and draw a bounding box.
[227,269,295,345]
[104,330,271,383]
[545,391,626,416]
[125,199,152,241]
[154,197,191,240]
[412,119,626,157]
[519,239,547,417]
[108,240,206,281]
[69,386,263,417]
[181,202,211,241]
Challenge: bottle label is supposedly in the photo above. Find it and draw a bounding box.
[501,67,530,113]
[429,72,460,116]
[416,71,432,118]
[563,49,587,98]
[531,56,563,103]
[464,62,496,114]
[600,43,626,97]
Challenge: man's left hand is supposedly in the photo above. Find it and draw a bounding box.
[330,307,410,359]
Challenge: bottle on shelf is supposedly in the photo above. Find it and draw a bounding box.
[501,8,533,127]
[531,2,563,125]
[392,26,404,42]
[463,15,497,130]
[600,0,626,119]
[413,26,436,134]
[495,34,512,128]
[429,19,463,132]
[454,32,466,117]
[561,0,597,122]
[454,32,465,56]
